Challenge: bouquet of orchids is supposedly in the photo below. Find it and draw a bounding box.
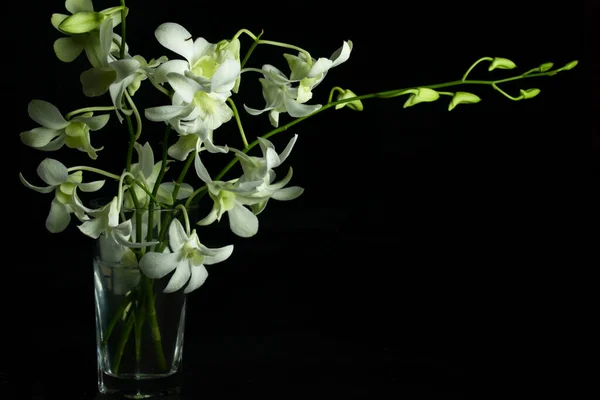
[17,0,577,376]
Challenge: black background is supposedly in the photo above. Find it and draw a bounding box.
[4,0,594,398]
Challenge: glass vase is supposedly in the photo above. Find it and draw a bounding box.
[93,206,191,398]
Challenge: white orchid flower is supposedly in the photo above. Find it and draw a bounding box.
[230,135,304,214]
[20,100,109,159]
[139,218,233,294]
[145,73,232,154]
[74,193,157,249]
[283,40,353,102]
[79,18,141,122]
[125,142,193,208]
[51,0,124,67]
[127,55,169,97]
[243,65,322,128]
[153,22,241,95]
[194,154,267,238]
[19,158,104,233]
[243,41,352,127]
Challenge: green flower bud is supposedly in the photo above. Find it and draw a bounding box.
[448,92,481,111]
[335,89,364,111]
[539,62,553,72]
[519,88,541,99]
[403,88,439,108]
[488,57,517,71]
[561,60,578,71]
[58,11,105,34]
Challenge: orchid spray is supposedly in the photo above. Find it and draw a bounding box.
[18,0,577,376]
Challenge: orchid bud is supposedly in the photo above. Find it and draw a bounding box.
[561,60,578,71]
[403,88,439,108]
[335,89,364,111]
[539,62,553,72]
[58,12,105,34]
[519,88,541,99]
[448,92,481,111]
[488,57,517,71]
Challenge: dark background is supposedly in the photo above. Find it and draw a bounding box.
[4,0,594,398]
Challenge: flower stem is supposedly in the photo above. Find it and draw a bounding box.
[67,166,121,180]
[119,0,127,60]
[65,106,115,120]
[239,29,263,68]
[227,98,249,148]
[102,290,135,348]
[134,297,147,363]
[112,310,135,374]
[206,70,568,184]
[143,276,167,371]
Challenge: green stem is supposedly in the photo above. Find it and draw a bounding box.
[208,72,564,184]
[257,39,311,62]
[327,86,344,104]
[462,57,493,81]
[171,150,196,203]
[102,290,135,348]
[119,0,127,60]
[65,106,115,120]
[67,166,121,180]
[125,91,142,140]
[112,310,135,374]
[492,83,523,100]
[146,125,172,244]
[134,297,147,363]
[227,98,249,148]
[239,29,263,68]
[144,276,167,371]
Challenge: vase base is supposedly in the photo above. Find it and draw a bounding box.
[98,370,182,398]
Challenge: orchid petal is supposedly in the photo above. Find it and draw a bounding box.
[51,14,69,30]
[46,198,71,233]
[80,67,115,97]
[183,265,208,293]
[111,59,141,82]
[19,173,54,193]
[167,73,201,103]
[211,58,240,93]
[272,186,304,201]
[330,40,353,68]
[53,37,84,62]
[66,0,94,14]
[155,23,194,63]
[197,207,218,226]
[283,94,321,118]
[194,153,212,183]
[37,158,68,186]
[38,136,66,152]
[139,251,181,279]
[145,104,193,122]
[278,134,298,164]
[243,104,273,116]
[20,127,62,148]
[167,134,198,161]
[98,18,113,62]
[307,58,333,79]
[79,180,105,192]
[228,203,258,237]
[75,113,110,130]
[28,100,68,130]
[168,218,188,251]
[153,59,189,84]
[163,261,191,293]
[78,216,106,239]
[200,244,234,265]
